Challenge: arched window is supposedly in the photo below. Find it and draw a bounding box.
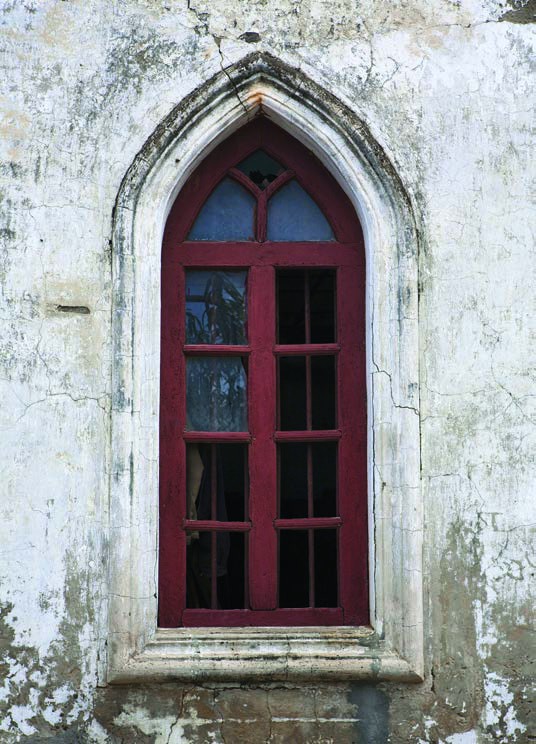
[159,118,367,628]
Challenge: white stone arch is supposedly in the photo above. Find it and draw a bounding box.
[108,53,423,683]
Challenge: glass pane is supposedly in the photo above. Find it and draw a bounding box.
[279,356,306,430]
[277,270,305,344]
[279,530,309,608]
[311,355,336,430]
[279,443,307,518]
[186,444,247,522]
[188,178,255,241]
[186,531,245,609]
[237,150,284,190]
[186,357,247,432]
[186,270,247,345]
[310,269,336,343]
[314,530,338,607]
[279,442,337,518]
[267,180,334,241]
[313,442,337,517]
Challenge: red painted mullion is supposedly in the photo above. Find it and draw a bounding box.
[274,517,342,529]
[274,430,341,442]
[304,272,315,607]
[183,519,251,531]
[337,263,368,625]
[210,448,218,609]
[210,532,217,609]
[183,344,251,356]
[264,169,295,198]
[274,344,340,356]
[182,607,343,627]
[184,432,250,443]
[248,265,277,610]
[228,167,261,197]
[244,443,250,609]
[158,263,186,627]
[257,190,267,243]
[170,243,359,269]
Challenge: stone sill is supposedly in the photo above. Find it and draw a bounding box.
[108,627,423,683]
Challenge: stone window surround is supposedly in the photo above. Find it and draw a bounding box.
[107,53,424,684]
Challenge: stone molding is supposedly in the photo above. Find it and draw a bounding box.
[108,52,424,683]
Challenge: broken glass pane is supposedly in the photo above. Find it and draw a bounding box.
[236,149,284,189]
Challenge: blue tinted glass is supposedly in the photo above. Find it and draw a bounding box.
[188,178,255,241]
[267,180,334,241]
[186,271,247,344]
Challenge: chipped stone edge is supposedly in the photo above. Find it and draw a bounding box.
[107,52,424,685]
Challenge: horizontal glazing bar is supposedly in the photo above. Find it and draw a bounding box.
[274,517,342,530]
[184,432,251,443]
[164,244,360,268]
[184,520,251,532]
[182,607,344,627]
[184,345,251,355]
[274,344,339,355]
[274,430,341,442]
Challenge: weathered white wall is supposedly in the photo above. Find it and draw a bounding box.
[0,1,534,742]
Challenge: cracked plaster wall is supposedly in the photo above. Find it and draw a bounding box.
[0,0,534,741]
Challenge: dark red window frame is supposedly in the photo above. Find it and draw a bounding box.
[159,118,368,627]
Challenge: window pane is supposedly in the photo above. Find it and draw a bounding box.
[188,178,255,241]
[311,355,336,429]
[310,269,336,343]
[186,270,247,345]
[278,442,337,518]
[277,270,305,344]
[186,357,247,432]
[313,442,337,517]
[279,530,309,608]
[236,150,284,190]
[267,180,334,241]
[186,531,245,610]
[186,444,247,522]
[279,443,307,518]
[314,530,338,607]
[279,356,306,430]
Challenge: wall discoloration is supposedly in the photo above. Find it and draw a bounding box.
[1,0,534,741]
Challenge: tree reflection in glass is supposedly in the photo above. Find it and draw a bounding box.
[186,357,247,432]
[186,271,247,345]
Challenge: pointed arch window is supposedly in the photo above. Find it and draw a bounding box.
[159,118,367,627]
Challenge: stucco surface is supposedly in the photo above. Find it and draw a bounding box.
[0,0,534,741]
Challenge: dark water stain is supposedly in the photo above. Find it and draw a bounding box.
[349,685,390,743]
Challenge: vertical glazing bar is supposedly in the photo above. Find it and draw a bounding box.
[304,271,315,606]
[308,529,315,607]
[211,444,217,520]
[211,531,217,610]
[244,449,250,608]
[248,266,277,609]
[257,191,267,243]
[338,262,369,624]
[305,271,312,432]
[159,262,186,626]
[210,446,218,609]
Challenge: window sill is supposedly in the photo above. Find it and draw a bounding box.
[107,626,423,683]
